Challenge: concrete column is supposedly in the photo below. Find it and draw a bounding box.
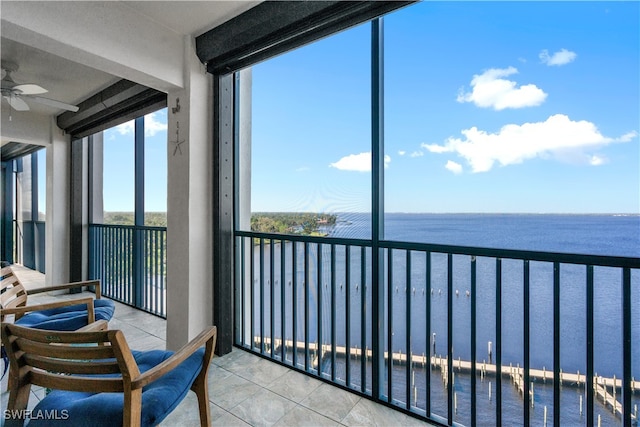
[166,36,213,350]
[45,119,70,286]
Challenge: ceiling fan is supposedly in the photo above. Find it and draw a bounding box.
[1,61,79,113]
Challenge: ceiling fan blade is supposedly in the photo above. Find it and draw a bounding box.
[12,83,48,95]
[26,95,79,112]
[4,95,30,111]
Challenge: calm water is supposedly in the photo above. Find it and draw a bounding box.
[246,213,640,425]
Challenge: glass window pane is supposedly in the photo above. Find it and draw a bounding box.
[144,108,167,226]
[240,23,372,239]
[384,2,639,255]
[103,120,135,224]
[37,148,46,220]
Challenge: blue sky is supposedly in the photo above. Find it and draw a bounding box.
[103,109,168,212]
[250,1,639,214]
[103,2,638,215]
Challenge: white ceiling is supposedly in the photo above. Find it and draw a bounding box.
[0,1,259,116]
[1,38,120,115]
[122,1,258,37]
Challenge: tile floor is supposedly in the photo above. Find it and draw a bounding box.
[1,265,436,427]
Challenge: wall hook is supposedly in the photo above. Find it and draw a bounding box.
[172,97,181,114]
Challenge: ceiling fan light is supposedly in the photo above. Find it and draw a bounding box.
[13,84,48,95]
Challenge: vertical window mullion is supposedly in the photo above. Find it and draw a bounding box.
[371,16,385,402]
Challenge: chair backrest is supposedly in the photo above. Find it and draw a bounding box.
[1,265,29,318]
[1,321,138,393]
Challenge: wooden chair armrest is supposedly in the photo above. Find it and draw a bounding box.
[76,319,109,332]
[28,280,102,298]
[1,297,95,316]
[133,326,217,389]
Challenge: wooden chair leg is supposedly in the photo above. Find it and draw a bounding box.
[5,380,31,427]
[123,388,142,427]
[191,373,211,427]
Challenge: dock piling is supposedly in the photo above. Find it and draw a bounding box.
[580,395,583,417]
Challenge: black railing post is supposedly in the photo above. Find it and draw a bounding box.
[622,267,632,427]
[387,249,393,402]
[250,238,255,351]
[406,250,412,411]
[471,256,477,426]
[292,241,298,368]
[331,244,337,381]
[260,238,265,353]
[361,246,367,394]
[586,265,594,427]
[240,237,246,346]
[447,253,454,425]
[425,251,432,417]
[523,260,531,427]
[317,243,323,374]
[270,238,275,359]
[345,246,352,387]
[496,258,502,427]
[553,262,560,426]
[281,239,286,363]
[304,242,310,371]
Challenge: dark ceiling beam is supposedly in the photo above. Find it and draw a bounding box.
[197,0,414,74]
[0,141,43,162]
[57,80,167,139]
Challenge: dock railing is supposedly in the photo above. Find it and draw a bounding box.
[234,230,639,427]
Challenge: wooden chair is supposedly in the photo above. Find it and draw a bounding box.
[1,265,115,329]
[1,321,217,427]
[1,265,115,380]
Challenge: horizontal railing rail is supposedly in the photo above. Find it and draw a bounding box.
[88,223,167,318]
[234,230,639,427]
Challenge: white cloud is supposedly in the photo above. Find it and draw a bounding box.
[296,166,310,172]
[114,112,168,137]
[398,150,406,156]
[445,160,463,174]
[539,49,577,66]
[330,152,391,172]
[410,151,424,158]
[422,114,636,172]
[457,67,547,110]
[115,121,134,135]
[618,131,638,142]
[145,112,168,136]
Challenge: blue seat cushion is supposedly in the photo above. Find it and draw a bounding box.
[27,348,206,427]
[15,299,115,331]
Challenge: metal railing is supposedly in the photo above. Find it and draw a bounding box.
[88,224,167,318]
[234,230,640,427]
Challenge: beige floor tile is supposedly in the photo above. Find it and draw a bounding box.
[229,389,296,427]
[299,383,361,423]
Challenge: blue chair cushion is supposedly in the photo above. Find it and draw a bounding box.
[15,299,115,331]
[27,348,206,427]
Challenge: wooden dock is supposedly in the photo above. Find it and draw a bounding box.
[253,336,640,391]
[594,379,638,421]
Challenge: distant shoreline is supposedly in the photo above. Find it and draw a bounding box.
[103,211,639,215]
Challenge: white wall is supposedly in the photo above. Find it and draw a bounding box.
[44,118,70,286]
[166,35,214,350]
